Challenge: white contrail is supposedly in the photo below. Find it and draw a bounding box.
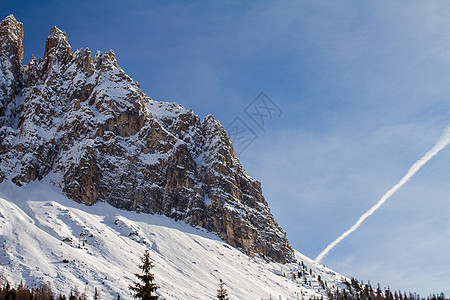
[315,125,450,263]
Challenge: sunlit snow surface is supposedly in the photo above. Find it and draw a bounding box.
[0,180,345,299]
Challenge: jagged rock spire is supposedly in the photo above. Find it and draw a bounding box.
[44,25,72,65]
[0,14,24,127]
[0,14,24,64]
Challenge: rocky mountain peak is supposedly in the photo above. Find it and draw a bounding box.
[0,15,295,264]
[44,25,72,66]
[0,14,23,127]
[99,49,119,70]
[0,14,23,64]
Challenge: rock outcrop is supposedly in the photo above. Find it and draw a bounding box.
[0,15,294,263]
[0,14,23,128]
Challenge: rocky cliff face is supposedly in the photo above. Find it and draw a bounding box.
[0,15,294,263]
[0,14,23,128]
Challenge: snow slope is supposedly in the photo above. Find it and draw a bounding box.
[0,180,345,299]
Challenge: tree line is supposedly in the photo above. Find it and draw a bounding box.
[0,250,229,300]
[329,277,447,300]
[0,250,446,300]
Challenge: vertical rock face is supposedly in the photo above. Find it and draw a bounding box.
[0,15,295,263]
[0,15,23,128]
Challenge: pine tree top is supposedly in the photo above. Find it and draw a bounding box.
[217,279,229,300]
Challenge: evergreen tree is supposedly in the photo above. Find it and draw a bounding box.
[129,250,159,300]
[217,279,229,300]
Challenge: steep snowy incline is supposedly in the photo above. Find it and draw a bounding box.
[0,181,346,299]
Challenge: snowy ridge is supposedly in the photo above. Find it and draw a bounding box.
[0,181,346,299]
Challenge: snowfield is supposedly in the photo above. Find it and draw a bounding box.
[0,180,345,299]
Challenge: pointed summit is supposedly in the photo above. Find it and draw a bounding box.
[44,25,72,64]
[0,14,24,64]
[0,15,24,127]
[48,25,69,42]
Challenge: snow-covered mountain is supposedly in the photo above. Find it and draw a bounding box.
[0,181,346,299]
[0,14,349,298]
[0,14,292,264]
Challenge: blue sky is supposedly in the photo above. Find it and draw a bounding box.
[2,0,450,295]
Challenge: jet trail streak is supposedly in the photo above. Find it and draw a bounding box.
[315,125,450,263]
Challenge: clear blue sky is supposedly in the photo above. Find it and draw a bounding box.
[3,0,450,295]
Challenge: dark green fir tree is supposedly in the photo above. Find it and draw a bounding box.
[129,250,159,300]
